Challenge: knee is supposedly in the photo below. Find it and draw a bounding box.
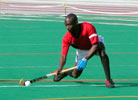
[102,53,108,57]
[71,69,82,78]
[72,74,80,78]
[100,50,107,57]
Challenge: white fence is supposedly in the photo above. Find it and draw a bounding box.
[2,0,138,7]
[1,0,138,16]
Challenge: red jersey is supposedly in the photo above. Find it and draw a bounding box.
[62,22,99,55]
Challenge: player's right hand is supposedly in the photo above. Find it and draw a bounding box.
[55,68,62,76]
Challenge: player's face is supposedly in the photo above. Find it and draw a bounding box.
[64,17,77,33]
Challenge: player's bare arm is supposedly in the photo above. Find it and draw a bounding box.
[56,55,67,75]
[85,43,98,60]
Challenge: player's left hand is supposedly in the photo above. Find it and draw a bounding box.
[77,58,87,70]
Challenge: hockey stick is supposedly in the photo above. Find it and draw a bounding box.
[19,66,77,86]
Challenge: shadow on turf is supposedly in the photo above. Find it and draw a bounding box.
[75,81,138,88]
[116,83,138,88]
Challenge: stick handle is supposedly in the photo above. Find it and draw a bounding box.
[47,66,77,76]
[30,66,77,83]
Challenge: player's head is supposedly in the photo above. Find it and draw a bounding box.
[64,13,78,33]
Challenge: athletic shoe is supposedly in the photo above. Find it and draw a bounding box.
[53,73,67,82]
[105,79,115,88]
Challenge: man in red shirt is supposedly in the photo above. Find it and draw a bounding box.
[54,13,115,88]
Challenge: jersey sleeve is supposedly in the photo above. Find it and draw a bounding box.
[87,24,99,44]
[61,35,70,55]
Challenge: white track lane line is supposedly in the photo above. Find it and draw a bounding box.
[0,84,133,88]
[0,84,104,88]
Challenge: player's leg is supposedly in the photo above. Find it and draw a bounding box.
[67,49,88,78]
[53,67,82,82]
[97,42,115,88]
[53,72,68,82]
[66,62,83,78]
[98,42,111,80]
[53,49,88,82]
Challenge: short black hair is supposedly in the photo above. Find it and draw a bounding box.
[65,13,78,22]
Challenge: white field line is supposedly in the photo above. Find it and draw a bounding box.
[92,22,138,26]
[1,14,138,21]
[0,85,21,87]
[0,65,56,68]
[28,84,106,87]
[106,43,138,45]
[0,65,138,69]
[82,17,138,22]
[1,16,137,23]
[0,17,64,22]
[0,43,138,46]
[0,84,135,88]
[0,84,106,88]
[0,17,138,26]
[1,14,138,22]
[0,44,61,46]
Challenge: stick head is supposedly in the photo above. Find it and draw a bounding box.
[19,79,25,86]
